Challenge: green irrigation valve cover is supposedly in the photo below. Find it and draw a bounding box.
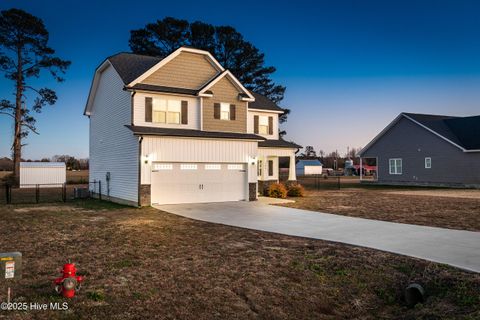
[0,252,22,280]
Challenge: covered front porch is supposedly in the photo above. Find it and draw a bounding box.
[257,145,298,195]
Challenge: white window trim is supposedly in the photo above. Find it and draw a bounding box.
[152,98,182,124]
[205,164,221,170]
[258,115,269,135]
[220,102,230,121]
[227,164,243,170]
[425,157,432,169]
[154,163,173,171]
[180,164,197,170]
[389,158,402,175]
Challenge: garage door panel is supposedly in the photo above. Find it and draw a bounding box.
[151,163,246,205]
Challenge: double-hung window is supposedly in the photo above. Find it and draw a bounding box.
[425,157,431,169]
[153,99,181,124]
[259,116,269,135]
[220,103,230,120]
[389,158,402,175]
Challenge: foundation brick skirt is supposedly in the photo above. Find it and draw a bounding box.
[248,183,257,201]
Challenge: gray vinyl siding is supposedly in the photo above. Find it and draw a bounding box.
[89,64,139,203]
[362,117,480,186]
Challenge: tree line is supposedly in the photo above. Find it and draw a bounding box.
[0,155,89,171]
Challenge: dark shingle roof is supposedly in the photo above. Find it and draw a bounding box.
[108,53,162,84]
[258,139,302,149]
[106,52,284,113]
[125,125,265,141]
[249,92,284,112]
[403,113,480,150]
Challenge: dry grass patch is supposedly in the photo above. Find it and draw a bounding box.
[0,200,478,319]
[282,188,480,231]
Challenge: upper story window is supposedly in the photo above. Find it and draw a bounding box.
[259,116,269,135]
[220,103,230,120]
[152,98,181,124]
[389,158,402,175]
[425,157,431,169]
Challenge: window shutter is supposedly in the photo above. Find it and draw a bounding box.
[230,104,236,120]
[145,97,152,122]
[214,103,220,119]
[254,115,259,134]
[181,101,188,124]
[268,116,273,135]
[268,160,274,176]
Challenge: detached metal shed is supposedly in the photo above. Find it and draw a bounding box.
[296,159,323,176]
[20,162,66,188]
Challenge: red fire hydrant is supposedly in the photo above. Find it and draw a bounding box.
[54,263,84,298]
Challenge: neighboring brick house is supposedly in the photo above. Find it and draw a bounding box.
[84,47,300,206]
[359,112,480,188]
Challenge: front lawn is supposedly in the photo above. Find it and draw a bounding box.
[0,200,478,319]
[281,188,480,231]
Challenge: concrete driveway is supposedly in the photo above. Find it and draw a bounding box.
[156,201,480,273]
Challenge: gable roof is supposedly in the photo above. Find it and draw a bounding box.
[359,112,480,155]
[85,47,285,115]
[403,113,480,150]
[197,69,255,101]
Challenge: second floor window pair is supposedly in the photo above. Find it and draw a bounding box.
[153,99,181,124]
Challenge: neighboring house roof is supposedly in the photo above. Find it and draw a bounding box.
[249,92,284,113]
[125,125,265,141]
[359,112,480,155]
[404,113,480,150]
[296,159,323,167]
[258,139,302,149]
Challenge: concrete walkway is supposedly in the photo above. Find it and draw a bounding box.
[156,202,480,273]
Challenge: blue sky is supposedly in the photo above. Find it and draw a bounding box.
[1,0,479,159]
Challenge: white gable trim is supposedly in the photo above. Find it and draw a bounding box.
[127,47,225,87]
[84,60,112,116]
[198,70,255,101]
[359,113,476,156]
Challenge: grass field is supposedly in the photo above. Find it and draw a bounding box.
[281,188,480,231]
[0,200,478,319]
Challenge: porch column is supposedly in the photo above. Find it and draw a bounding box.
[288,155,296,181]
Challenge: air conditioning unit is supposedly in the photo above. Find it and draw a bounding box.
[74,187,89,199]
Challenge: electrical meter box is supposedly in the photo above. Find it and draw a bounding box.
[0,252,22,280]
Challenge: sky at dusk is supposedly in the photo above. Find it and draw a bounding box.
[1,0,479,159]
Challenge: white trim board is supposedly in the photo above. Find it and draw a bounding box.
[84,60,112,116]
[198,70,255,101]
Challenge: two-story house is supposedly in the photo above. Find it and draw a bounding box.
[84,47,300,206]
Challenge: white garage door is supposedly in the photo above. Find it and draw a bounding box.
[151,163,247,205]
